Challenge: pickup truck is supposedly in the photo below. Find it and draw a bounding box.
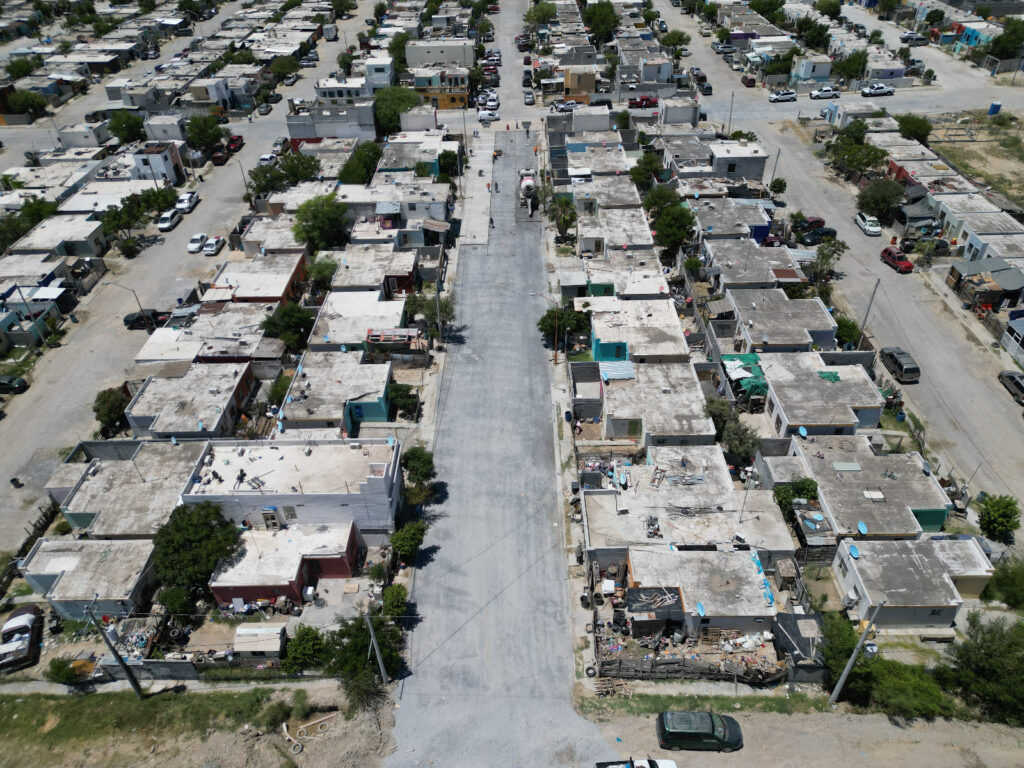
[628,96,658,108]
[597,761,678,768]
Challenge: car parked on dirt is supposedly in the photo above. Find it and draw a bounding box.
[656,711,744,753]
[0,606,43,671]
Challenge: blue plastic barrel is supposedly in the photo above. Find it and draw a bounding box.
[989,102,1002,115]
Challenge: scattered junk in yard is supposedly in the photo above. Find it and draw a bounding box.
[283,712,337,754]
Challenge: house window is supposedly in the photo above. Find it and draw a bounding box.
[388,277,398,291]
[700,617,710,625]
[775,414,782,433]
[283,506,297,521]
[930,609,943,616]
[838,559,848,578]
[408,203,416,211]
[727,162,736,173]
[766,398,774,415]
[262,512,280,530]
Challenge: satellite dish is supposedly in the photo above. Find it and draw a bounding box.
[798,426,808,438]
[849,544,860,559]
[696,602,706,617]
[857,521,868,535]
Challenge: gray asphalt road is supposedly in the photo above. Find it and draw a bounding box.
[386,130,608,766]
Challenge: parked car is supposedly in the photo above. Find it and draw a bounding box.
[203,235,226,256]
[187,233,208,253]
[880,346,921,384]
[266,92,283,103]
[698,81,713,95]
[998,370,1024,404]
[273,136,290,155]
[628,96,658,108]
[792,216,826,233]
[257,102,273,115]
[157,208,182,231]
[730,60,744,71]
[176,191,199,212]
[861,82,895,97]
[902,32,929,46]
[557,100,578,112]
[257,153,278,166]
[523,53,531,64]
[740,74,756,87]
[478,109,500,122]
[0,606,43,671]
[656,711,744,753]
[211,149,228,165]
[658,19,668,32]
[881,245,914,273]
[900,236,949,256]
[810,85,840,99]
[689,66,707,83]
[855,211,882,236]
[0,375,28,394]
[299,58,317,68]
[282,73,299,86]
[711,41,723,52]
[718,44,735,54]
[763,234,797,247]
[122,309,169,330]
[678,46,691,56]
[769,89,797,102]
[523,90,535,105]
[591,96,613,108]
[853,23,867,37]
[226,134,244,152]
[797,227,837,246]
[522,72,533,87]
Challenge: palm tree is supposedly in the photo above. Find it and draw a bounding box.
[549,195,578,236]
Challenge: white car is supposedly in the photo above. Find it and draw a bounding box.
[157,208,182,231]
[477,109,500,122]
[486,96,499,110]
[187,232,208,253]
[855,212,883,236]
[861,82,895,97]
[768,89,797,102]
[176,190,199,212]
[257,153,278,166]
[809,85,840,99]
[730,60,743,71]
[203,235,225,255]
[678,46,691,56]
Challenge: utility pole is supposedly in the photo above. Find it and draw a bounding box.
[727,90,735,135]
[829,600,885,706]
[434,280,443,343]
[87,605,144,699]
[364,612,389,684]
[856,277,880,348]
[769,147,781,183]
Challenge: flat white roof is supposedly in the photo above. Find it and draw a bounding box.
[312,292,405,346]
[212,524,353,587]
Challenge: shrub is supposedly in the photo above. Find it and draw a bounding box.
[381,584,408,618]
[259,699,292,730]
[282,625,324,675]
[45,657,80,684]
[982,557,1024,609]
[390,520,428,561]
[54,519,72,535]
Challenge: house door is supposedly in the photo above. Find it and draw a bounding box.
[262,512,280,531]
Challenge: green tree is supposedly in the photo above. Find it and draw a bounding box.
[536,307,590,344]
[338,50,356,75]
[925,8,944,25]
[988,19,1024,59]
[814,0,841,18]
[373,0,387,20]
[6,89,47,117]
[158,585,193,615]
[247,164,288,198]
[293,194,348,251]
[978,494,1021,543]
[704,397,733,440]
[280,152,321,185]
[615,110,631,130]
[402,446,436,486]
[388,32,410,72]
[896,113,932,144]
[282,625,325,674]
[795,16,830,50]
[261,302,316,352]
[834,313,861,346]
[309,255,338,291]
[414,161,433,178]
[582,0,618,44]
[831,143,888,175]
[832,49,868,80]
[99,195,146,241]
[549,195,577,236]
[269,55,300,79]
[629,152,663,193]
[58,39,74,54]
[186,114,228,154]
[983,557,1024,609]
[92,386,129,431]
[939,611,1024,725]
[391,520,428,561]
[388,382,418,418]
[976,4,993,17]
[876,0,899,16]
[373,87,421,136]
[381,584,408,618]
[438,149,460,177]
[701,2,719,23]
[268,372,292,406]
[660,30,690,52]
[177,0,201,18]
[19,197,58,227]
[868,29,884,44]
[769,177,787,196]
[340,667,388,713]
[324,615,404,682]
[722,419,761,459]
[45,657,81,684]
[153,502,240,603]
[5,55,41,79]
[138,186,177,213]
[405,289,455,338]
[857,178,905,225]
[809,236,847,284]
[525,1,556,24]
[642,184,680,219]
[653,204,696,254]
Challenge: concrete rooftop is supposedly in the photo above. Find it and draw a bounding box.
[761,352,882,429]
[21,538,154,602]
[281,350,391,423]
[210,522,354,588]
[602,362,713,440]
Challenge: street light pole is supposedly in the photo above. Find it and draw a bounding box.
[104,281,152,334]
[531,292,560,364]
[236,160,251,208]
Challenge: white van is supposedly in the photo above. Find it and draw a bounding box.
[477,109,500,122]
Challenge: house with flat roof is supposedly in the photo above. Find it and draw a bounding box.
[326,243,418,297]
[203,251,308,304]
[934,192,1002,244]
[210,523,361,604]
[20,538,155,620]
[703,240,804,292]
[976,234,1024,264]
[708,141,768,180]
[124,363,255,440]
[571,175,643,214]
[55,439,197,538]
[718,288,837,353]
[182,438,402,537]
[752,353,882,437]
[577,207,655,255]
[692,198,771,243]
[601,363,714,446]
[961,212,1024,261]
[589,297,689,364]
[8,214,109,258]
[280,351,391,434]
[627,547,778,635]
[581,444,794,568]
[832,538,992,628]
[308,292,406,351]
[232,623,287,660]
[241,215,309,258]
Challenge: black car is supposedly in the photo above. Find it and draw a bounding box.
[698,81,713,95]
[123,309,169,330]
[0,375,28,394]
[266,92,283,103]
[798,227,838,246]
[900,236,950,257]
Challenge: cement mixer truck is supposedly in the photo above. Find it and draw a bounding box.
[519,168,537,216]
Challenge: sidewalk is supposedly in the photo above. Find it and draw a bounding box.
[0,676,339,696]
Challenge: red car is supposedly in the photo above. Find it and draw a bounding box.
[628,96,658,108]
[881,246,914,273]
[792,216,825,233]
[487,3,499,11]
[226,134,244,152]
[210,149,229,166]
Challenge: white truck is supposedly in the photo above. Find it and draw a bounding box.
[519,168,537,216]
[322,24,338,40]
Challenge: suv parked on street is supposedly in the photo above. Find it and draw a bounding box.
[998,370,1024,404]
[769,89,797,102]
[881,246,914,273]
[880,347,921,384]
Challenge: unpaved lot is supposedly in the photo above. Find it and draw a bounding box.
[589,707,1024,768]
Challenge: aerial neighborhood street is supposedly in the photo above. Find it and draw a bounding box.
[2,0,1024,764]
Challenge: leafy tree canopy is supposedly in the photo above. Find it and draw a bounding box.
[373,87,421,136]
[293,193,349,251]
[582,1,619,44]
[153,502,240,599]
[261,301,316,352]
